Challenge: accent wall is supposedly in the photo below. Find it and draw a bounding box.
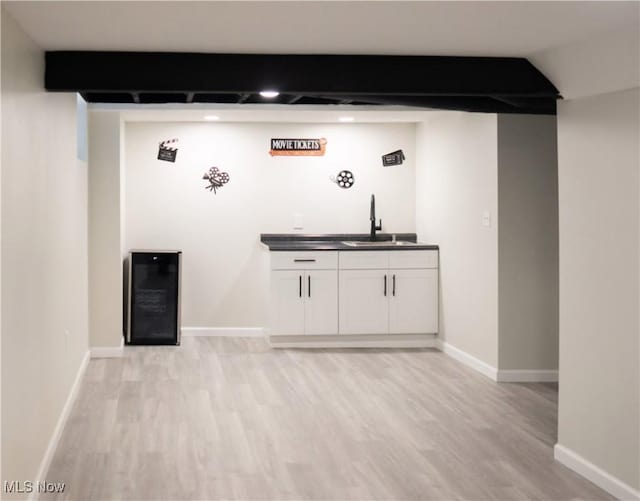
[124,121,417,329]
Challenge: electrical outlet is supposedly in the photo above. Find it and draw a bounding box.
[293,213,304,230]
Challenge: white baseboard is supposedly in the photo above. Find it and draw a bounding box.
[554,444,640,500]
[90,337,124,358]
[435,339,498,380]
[270,334,436,348]
[436,340,560,383]
[182,327,265,337]
[31,350,90,501]
[497,369,558,382]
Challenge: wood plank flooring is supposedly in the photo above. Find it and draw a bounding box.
[44,337,612,500]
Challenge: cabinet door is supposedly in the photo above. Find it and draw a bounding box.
[388,268,438,334]
[270,270,305,335]
[304,270,338,335]
[339,269,389,334]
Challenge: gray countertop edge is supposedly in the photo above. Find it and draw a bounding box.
[260,233,439,251]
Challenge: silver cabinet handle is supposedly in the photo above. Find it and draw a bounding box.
[393,274,396,296]
[294,259,316,263]
[384,275,387,296]
[299,275,302,297]
[308,275,311,298]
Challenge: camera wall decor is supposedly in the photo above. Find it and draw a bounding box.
[202,166,230,194]
[153,131,386,195]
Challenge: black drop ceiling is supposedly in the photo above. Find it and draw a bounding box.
[45,52,560,114]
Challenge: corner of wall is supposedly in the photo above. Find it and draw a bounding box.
[2,8,91,488]
[415,111,499,368]
[496,114,559,373]
[556,87,640,495]
[88,110,125,349]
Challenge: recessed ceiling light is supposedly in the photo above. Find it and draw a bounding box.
[259,90,279,98]
[339,116,355,122]
[204,115,220,121]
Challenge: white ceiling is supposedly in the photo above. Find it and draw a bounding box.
[3,1,638,57]
[101,103,433,123]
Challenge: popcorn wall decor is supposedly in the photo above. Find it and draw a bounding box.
[158,138,179,162]
[202,166,230,194]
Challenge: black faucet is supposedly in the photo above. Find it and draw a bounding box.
[370,194,382,241]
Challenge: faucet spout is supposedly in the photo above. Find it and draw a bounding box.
[370,194,375,222]
[370,194,382,241]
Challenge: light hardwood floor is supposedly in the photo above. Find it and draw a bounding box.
[44,337,612,500]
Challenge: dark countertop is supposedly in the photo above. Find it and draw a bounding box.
[261,233,439,251]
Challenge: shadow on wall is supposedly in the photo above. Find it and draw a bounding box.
[213,243,271,327]
[182,242,271,328]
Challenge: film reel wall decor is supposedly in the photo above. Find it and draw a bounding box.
[334,170,355,189]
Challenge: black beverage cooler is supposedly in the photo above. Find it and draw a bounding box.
[126,251,181,345]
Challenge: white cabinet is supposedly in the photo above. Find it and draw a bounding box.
[388,268,438,334]
[270,249,438,337]
[304,270,339,335]
[338,250,438,335]
[270,252,338,336]
[338,269,390,334]
[271,270,307,335]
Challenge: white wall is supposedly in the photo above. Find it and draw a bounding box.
[88,111,125,349]
[416,113,499,367]
[416,112,559,374]
[556,87,639,493]
[1,8,88,493]
[125,121,416,328]
[497,114,558,371]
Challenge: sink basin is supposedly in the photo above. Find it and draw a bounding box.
[342,240,419,247]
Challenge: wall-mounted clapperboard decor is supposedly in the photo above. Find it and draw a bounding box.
[331,170,355,189]
[158,138,179,162]
[202,166,230,194]
[382,149,405,166]
[269,138,327,157]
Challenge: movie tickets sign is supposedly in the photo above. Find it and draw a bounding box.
[269,138,327,156]
[382,149,405,167]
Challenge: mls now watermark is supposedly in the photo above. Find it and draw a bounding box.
[4,480,66,494]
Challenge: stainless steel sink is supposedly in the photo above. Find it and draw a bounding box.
[342,240,419,247]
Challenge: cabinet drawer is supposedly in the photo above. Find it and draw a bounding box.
[339,251,389,269]
[389,250,438,269]
[271,251,338,270]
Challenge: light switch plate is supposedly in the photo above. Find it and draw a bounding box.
[293,213,304,230]
[482,210,491,227]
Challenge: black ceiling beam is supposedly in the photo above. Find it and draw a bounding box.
[45,51,561,114]
[237,93,250,104]
[46,51,559,96]
[286,95,302,104]
[313,94,556,114]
